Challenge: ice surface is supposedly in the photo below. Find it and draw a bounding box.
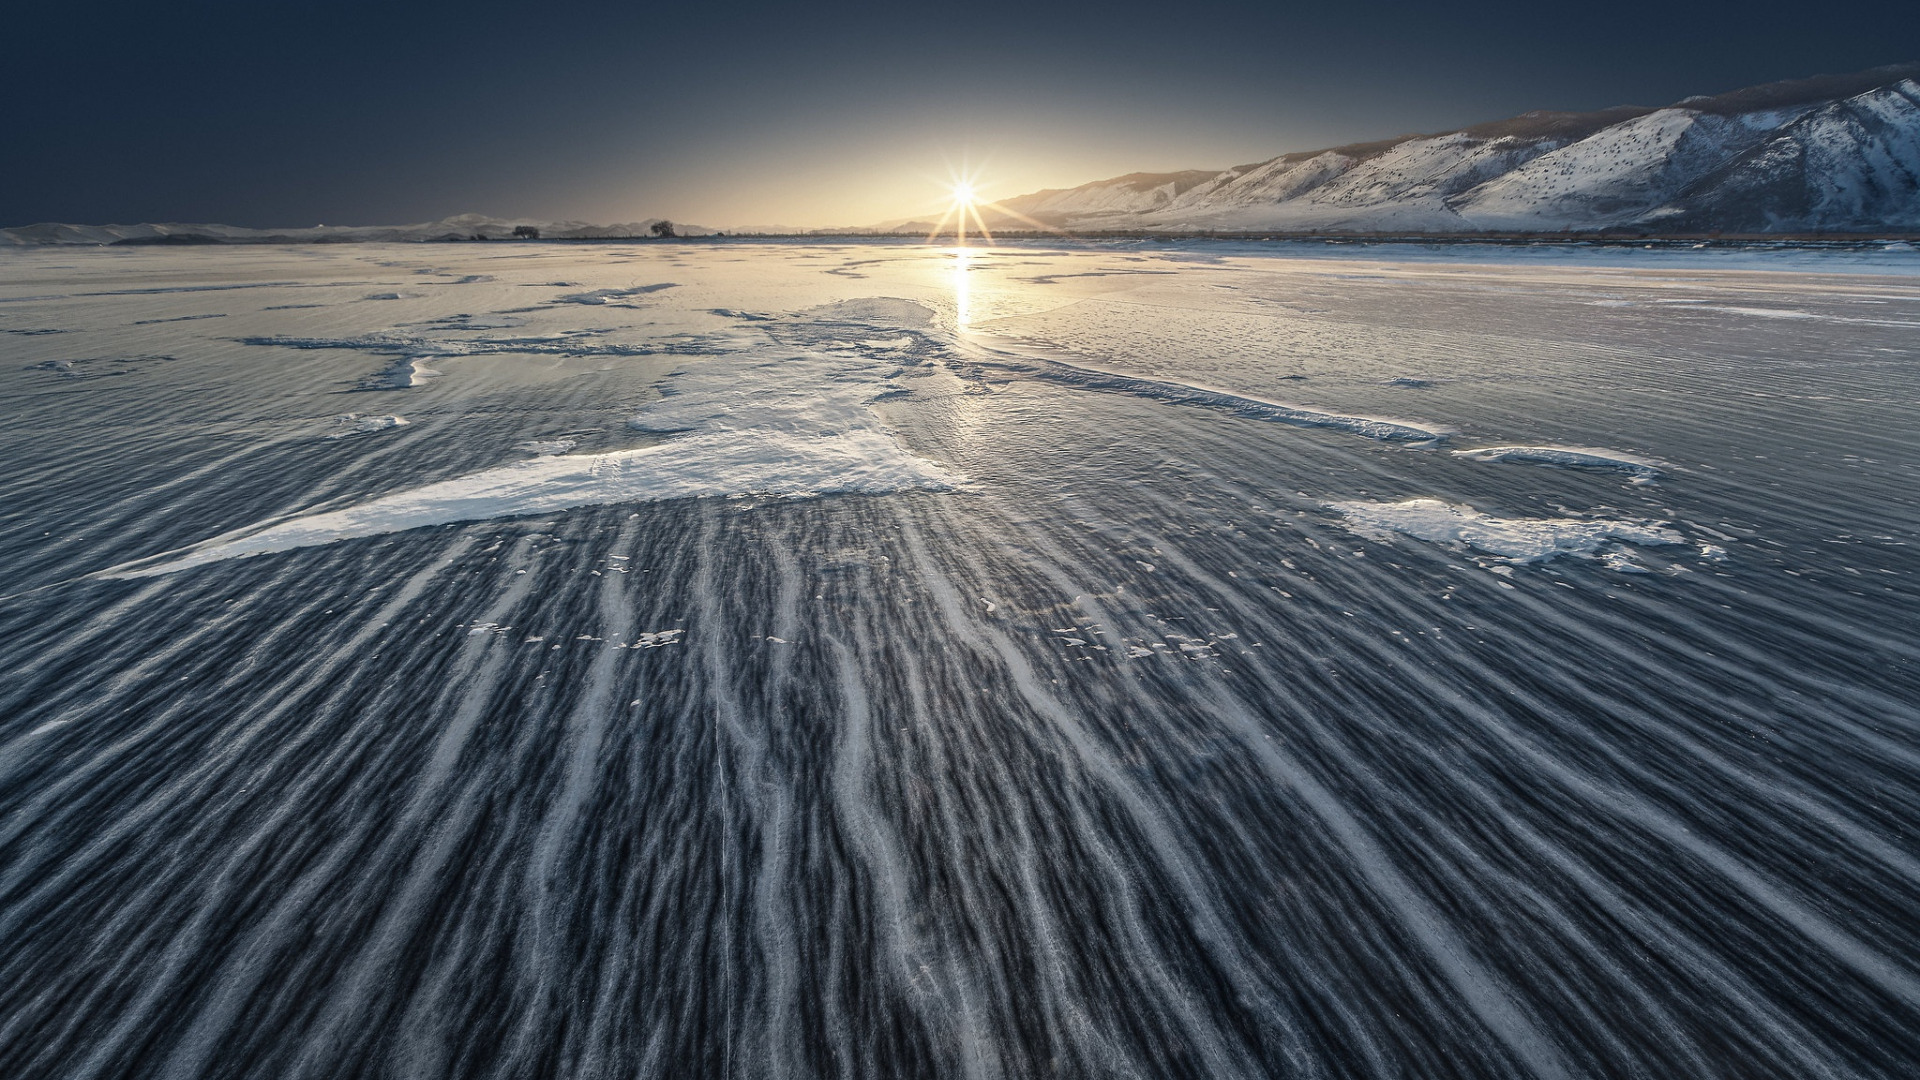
[5,240,1920,1080]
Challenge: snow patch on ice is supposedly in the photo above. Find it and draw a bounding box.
[1452,445,1664,483]
[116,324,963,577]
[962,335,1447,442]
[553,283,679,305]
[1028,358,1449,442]
[1327,498,1684,567]
[802,297,934,327]
[243,330,722,361]
[116,429,959,577]
[27,354,176,379]
[361,357,441,389]
[425,312,526,330]
[1699,306,1817,320]
[1587,300,1814,320]
[326,414,409,439]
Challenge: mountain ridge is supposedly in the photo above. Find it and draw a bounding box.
[988,63,1920,235]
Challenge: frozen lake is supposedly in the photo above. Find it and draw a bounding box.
[2,239,1918,1078]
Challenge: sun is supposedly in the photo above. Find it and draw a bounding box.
[927,176,989,246]
[925,170,1058,246]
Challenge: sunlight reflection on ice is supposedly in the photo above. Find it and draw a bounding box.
[952,247,972,329]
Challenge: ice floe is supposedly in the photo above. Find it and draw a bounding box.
[1326,498,1684,567]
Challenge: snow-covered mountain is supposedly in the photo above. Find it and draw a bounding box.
[0,214,711,246]
[991,64,1920,234]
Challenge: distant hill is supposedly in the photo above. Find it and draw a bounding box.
[986,63,1920,235]
[0,213,713,246]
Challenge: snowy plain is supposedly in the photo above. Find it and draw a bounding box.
[1,238,1918,1079]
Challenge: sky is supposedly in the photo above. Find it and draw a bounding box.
[5,0,1918,229]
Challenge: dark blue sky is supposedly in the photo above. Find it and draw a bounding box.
[6,0,1916,228]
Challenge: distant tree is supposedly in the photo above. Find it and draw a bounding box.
[512,225,540,239]
[650,220,676,238]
